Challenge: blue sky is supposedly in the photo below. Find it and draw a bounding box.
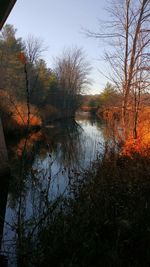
[7,0,109,94]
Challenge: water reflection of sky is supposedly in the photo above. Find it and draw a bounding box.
[31,118,104,196]
[3,116,105,266]
[77,119,104,165]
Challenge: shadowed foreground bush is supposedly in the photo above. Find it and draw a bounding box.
[22,152,150,267]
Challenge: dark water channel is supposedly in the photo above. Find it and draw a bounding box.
[0,113,112,266]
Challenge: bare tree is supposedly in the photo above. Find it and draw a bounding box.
[23,36,48,105]
[54,47,91,116]
[24,35,46,64]
[86,0,150,138]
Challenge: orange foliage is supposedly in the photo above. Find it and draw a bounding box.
[122,120,150,157]
[12,102,41,127]
[0,90,41,128]
[18,52,27,65]
[17,131,42,156]
[100,107,121,121]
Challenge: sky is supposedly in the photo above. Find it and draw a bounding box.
[7,0,109,94]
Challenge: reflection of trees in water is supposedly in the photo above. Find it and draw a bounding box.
[54,120,83,169]
[7,120,84,202]
[30,120,85,200]
[3,117,111,266]
[2,120,86,265]
[4,141,150,267]
[5,131,43,208]
[4,116,149,266]
[88,113,101,126]
[3,166,72,266]
[95,118,124,155]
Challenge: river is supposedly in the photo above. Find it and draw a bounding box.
[1,113,111,266]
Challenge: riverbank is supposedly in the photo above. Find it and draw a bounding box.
[3,114,150,267]
[17,147,150,267]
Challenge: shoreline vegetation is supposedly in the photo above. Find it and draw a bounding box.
[9,135,150,267]
[1,1,150,263]
[29,151,150,267]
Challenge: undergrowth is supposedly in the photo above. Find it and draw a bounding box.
[21,150,150,267]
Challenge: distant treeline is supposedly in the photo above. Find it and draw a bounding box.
[81,83,150,119]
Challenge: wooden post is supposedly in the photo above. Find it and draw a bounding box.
[0,118,10,260]
[0,118,8,163]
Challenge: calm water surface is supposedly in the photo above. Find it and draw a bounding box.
[1,114,110,266]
